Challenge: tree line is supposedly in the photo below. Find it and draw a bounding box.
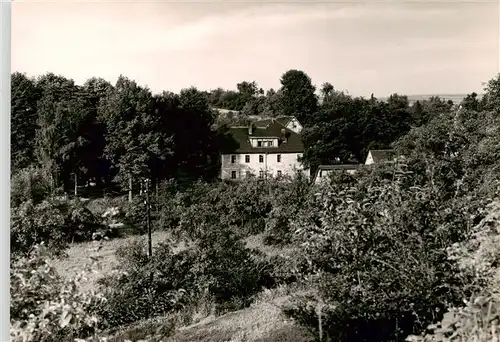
[12,69,498,197]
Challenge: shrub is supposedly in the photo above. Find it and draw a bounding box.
[11,165,53,207]
[10,245,106,342]
[11,198,101,258]
[264,172,316,245]
[161,179,275,240]
[406,201,500,342]
[284,160,479,342]
[96,229,274,329]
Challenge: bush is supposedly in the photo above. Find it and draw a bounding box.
[96,229,274,329]
[11,166,53,207]
[10,245,106,342]
[11,198,101,258]
[284,160,479,342]
[406,201,500,342]
[263,172,315,245]
[161,179,274,240]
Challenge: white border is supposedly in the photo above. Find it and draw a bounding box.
[1,0,11,339]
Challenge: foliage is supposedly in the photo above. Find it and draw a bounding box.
[34,73,95,193]
[95,230,274,328]
[11,72,41,171]
[160,179,275,240]
[11,70,500,341]
[279,69,318,124]
[263,171,312,244]
[406,200,500,342]
[11,198,101,258]
[99,76,171,190]
[11,165,53,207]
[301,91,414,168]
[285,159,479,341]
[482,73,500,112]
[10,245,106,342]
[284,90,500,341]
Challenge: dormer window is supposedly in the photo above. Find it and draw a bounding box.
[251,138,278,148]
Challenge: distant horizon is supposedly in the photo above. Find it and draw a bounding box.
[12,1,498,98]
[11,70,489,102]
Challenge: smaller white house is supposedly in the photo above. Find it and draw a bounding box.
[275,116,303,134]
[312,164,361,184]
[253,116,303,135]
[365,149,396,165]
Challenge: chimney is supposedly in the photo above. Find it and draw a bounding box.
[248,124,253,135]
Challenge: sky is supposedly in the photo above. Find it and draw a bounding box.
[11,0,500,98]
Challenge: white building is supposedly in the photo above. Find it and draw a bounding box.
[312,164,361,184]
[365,149,396,165]
[273,116,303,134]
[220,118,308,180]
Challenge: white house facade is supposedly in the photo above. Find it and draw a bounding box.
[220,118,308,180]
[365,149,396,165]
[277,116,303,134]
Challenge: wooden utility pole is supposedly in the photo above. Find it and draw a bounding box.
[74,173,78,198]
[145,179,152,258]
[128,174,133,202]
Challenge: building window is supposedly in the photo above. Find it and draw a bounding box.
[259,155,264,163]
[257,141,262,147]
[231,155,236,163]
[267,141,273,147]
[231,171,237,179]
[319,170,322,178]
[277,154,281,162]
[245,155,250,163]
[277,170,282,178]
[259,170,264,178]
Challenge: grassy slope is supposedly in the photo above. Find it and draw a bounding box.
[166,289,312,342]
[52,231,179,293]
[100,285,313,342]
[54,232,310,342]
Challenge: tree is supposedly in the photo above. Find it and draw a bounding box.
[155,88,218,183]
[482,74,500,112]
[100,76,168,201]
[461,92,480,111]
[82,78,114,189]
[11,72,41,171]
[236,81,258,100]
[320,82,334,104]
[34,73,91,193]
[279,70,318,124]
[410,100,424,126]
[301,91,413,170]
[419,96,453,124]
[179,87,211,113]
[259,88,284,117]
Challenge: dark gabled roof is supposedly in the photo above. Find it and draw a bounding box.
[368,149,396,163]
[317,164,362,171]
[253,116,296,128]
[254,119,273,128]
[275,116,295,126]
[222,119,304,154]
